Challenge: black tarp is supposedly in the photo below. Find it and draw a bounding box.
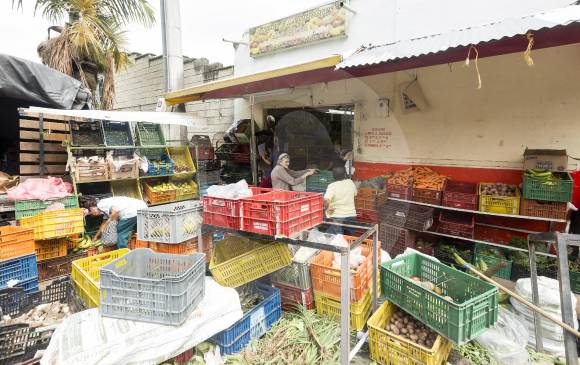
[0,53,91,109]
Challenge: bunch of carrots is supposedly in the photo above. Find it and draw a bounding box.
[387,167,446,191]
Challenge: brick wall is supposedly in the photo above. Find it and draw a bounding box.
[113,53,235,144]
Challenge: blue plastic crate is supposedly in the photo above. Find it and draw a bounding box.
[211,282,281,355]
[15,277,39,294]
[0,254,38,289]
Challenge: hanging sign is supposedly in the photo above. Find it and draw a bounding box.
[249,1,347,57]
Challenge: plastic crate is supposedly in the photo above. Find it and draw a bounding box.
[102,121,134,146]
[368,301,453,365]
[203,187,272,217]
[570,270,580,294]
[443,181,478,210]
[168,147,196,174]
[215,143,250,163]
[355,188,386,211]
[135,122,165,146]
[211,283,281,355]
[381,253,499,344]
[509,262,557,282]
[0,226,35,261]
[0,277,70,317]
[310,237,379,302]
[379,200,434,231]
[137,200,203,244]
[189,145,215,161]
[99,248,206,325]
[474,244,513,280]
[209,237,292,288]
[437,211,475,238]
[34,238,68,262]
[313,287,372,331]
[143,148,175,176]
[241,209,323,237]
[357,208,380,224]
[171,178,198,201]
[149,232,213,263]
[73,161,109,182]
[37,252,86,282]
[197,170,221,186]
[523,172,573,202]
[71,248,130,308]
[197,159,221,171]
[520,198,568,220]
[306,171,334,191]
[412,180,446,205]
[0,194,14,212]
[0,254,37,289]
[272,281,314,310]
[14,277,39,293]
[19,208,84,240]
[111,179,143,200]
[379,223,415,257]
[270,247,318,290]
[0,323,52,363]
[15,195,79,220]
[435,243,474,266]
[144,181,176,205]
[70,120,105,147]
[479,183,520,215]
[387,182,413,200]
[203,211,241,230]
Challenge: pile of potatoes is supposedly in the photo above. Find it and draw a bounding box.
[385,309,438,349]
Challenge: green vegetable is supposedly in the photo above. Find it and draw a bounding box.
[455,342,499,365]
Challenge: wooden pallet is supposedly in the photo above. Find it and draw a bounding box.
[19,110,71,178]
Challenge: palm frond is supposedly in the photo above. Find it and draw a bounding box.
[100,0,155,27]
[101,56,116,110]
[44,27,74,76]
[35,0,71,22]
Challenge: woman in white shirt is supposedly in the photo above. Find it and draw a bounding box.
[324,165,358,236]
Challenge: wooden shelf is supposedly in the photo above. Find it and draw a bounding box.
[76,172,196,184]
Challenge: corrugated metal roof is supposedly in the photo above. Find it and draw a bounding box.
[337,5,580,69]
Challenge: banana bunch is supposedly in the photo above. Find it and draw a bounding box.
[151,182,177,193]
[174,181,197,195]
[525,168,557,180]
[71,236,103,252]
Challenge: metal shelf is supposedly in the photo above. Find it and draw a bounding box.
[75,172,196,184]
[388,197,567,223]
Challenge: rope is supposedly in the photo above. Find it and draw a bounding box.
[465,45,482,89]
[524,32,535,66]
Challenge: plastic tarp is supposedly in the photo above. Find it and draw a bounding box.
[0,53,91,109]
[41,278,243,365]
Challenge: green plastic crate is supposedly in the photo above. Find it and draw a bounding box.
[523,172,573,202]
[136,122,166,146]
[306,171,334,190]
[474,244,512,280]
[381,253,498,344]
[570,269,580,294]
[15,195,79,220]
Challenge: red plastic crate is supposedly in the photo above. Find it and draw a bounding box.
[474,225,527,245]
[232,144,251,163]
[357,208,379,224]
[443,181,478,210]
[189,146,215,161]
[203,187,272,217]
[240,191,323,222]
[272,281,314,310]
[386,182,412,200]
[241,210,323,237]
[204,211,241,229]
[437,211,475,238]
[412,180,445,205]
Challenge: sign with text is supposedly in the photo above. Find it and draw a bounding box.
[249,1,347,57]
[364,128,392,149]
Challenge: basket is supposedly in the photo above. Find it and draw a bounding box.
[70,120,105,147]
[355,188,387,211]
[209,237,292,288]
[368,301,453,365]
[523,172,573,202]
[310,237,379,302]
[37,252,86,282]
[111,179,142,200]
[135,122,165,146]
[381,253,499,344]
[270,247,318,290]
[137,200,203,244]
[378,200,434,231]
[379,223,415,257]
[443,181,478,210]
[144,181,177,205]
[34,238,68,262]
[102,121,134,146]
[240,191,323,237]
[474,243,512,280]
[168,147,196,174]
[306,171,334,191]
[0,254,37,289]
[210,283,281,355]
[272,281,314,310]
[313,287,372,331]
[71,248,130,308]
[479,183,520,215]
[108,159,140,180]
[15,195,79,220]
[413,180,446,205]
[99,248,206,325]
[387,182,412,200]
[149,232,213,262]
[520,198,567,220]
[143,148,174,176]
[437,211,475,238]
[0,226,35,261]
[19,209,84,240]
[74,161,109,182]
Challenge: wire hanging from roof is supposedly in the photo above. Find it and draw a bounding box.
[465,45,482,89]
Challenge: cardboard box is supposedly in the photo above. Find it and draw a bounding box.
[524,148,568,171]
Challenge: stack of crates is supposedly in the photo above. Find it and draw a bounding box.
[191,135,220,196]
[0,226,38,293]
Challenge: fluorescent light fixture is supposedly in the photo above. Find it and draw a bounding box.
[326,109,354,115]
[245,88,294,98]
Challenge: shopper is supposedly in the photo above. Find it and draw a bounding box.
[271,153,316,191]
[325,165,358,236]
[83,196,147,248]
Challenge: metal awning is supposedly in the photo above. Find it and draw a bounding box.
[164,55,343,105]
[337,5,580,69]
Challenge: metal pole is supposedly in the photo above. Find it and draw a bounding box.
[39,114,45,177]
[372,224,378,311]
[340,249,350,365]
[249,95,257,185]
[528,239,544,352]
[555,234,579,363]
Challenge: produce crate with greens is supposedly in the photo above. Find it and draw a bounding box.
[523,169,573,202]
[474,244,512,280]
[509,237,557,281]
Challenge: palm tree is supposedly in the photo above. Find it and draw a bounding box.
[15,0,155,109]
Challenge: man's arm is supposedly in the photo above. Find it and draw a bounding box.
[94,208,120,240]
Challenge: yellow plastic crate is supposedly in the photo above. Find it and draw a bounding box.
[111,179,143,200]
[209,237,292,288]
[71,248,130,308]
[170,177,198,200]
[368,301,453,365]
[314,287,372,331]
[168,147,196,174]
[19,208,84,240]
[479,183,520,215]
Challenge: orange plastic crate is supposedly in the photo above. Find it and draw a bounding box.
[310,236,380,302]
[0,226,35,261]
[144,183,176,204]
[35,238,68,262]
[149,233,213,262]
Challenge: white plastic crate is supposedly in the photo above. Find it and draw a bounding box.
[99,248,206,326]
[137,200,203,243]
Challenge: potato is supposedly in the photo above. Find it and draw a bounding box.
[403,317,409,324]
[392,326,400,335]
[410,334,419,342]
[401,328,408,334]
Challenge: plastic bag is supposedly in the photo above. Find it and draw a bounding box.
[207,180,251,199]
[475,308,529,364]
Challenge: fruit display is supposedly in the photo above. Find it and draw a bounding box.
[524,168,560,182]
[173,180,198,199]
[388,167,446,190]
[384,307,439,348]
[70,236,102,252]
[149,181,177,193]
[480,183,517,197]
